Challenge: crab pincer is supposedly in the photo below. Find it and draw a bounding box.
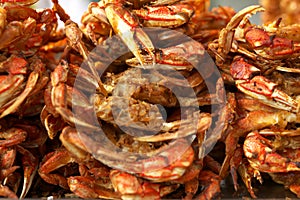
[217,5,265,57]
[102,0,156,65]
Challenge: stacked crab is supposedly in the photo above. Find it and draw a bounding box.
[36,0,238,199]
[208,5,300,198]
[2,0,300,199]
[0,0,65,197]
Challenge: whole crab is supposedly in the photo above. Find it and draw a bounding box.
[208,4,300,198]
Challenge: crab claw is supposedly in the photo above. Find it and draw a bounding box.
[219,5,265,55]
[126,40,205,71]
[225,5,264,32]
[104,3,155,65]
[244,131,300,173]
[236,76,298,113]
[230,56,260,80]
[132,4,194,28]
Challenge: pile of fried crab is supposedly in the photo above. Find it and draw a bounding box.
[0,0,300,199]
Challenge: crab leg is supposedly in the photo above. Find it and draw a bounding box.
[38,149,76,189]
[110,169,179,199]
[146,0,181,6]
[64,21,107,96]
[0,7,6,35]
[0,128,27,147]
[68,176,120,199]
[59,126,90,161]
[0,147,18,179]
[0,55,27,110]
[51,0,107,96]
[195,170,221,200]
[276,66,300,73]
[40,106,66,139]
[16,145,38,198]
[237,158,262,199]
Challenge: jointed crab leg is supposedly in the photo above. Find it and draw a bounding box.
[59,126,90,161]
[0,128,27,147]
[276,66,300,73]
[52,0,107,96]
[38,148,76,189]
[237,157,262,198]
[64,21,107,97]
[16,145,38,198]
[68,176,120,199]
